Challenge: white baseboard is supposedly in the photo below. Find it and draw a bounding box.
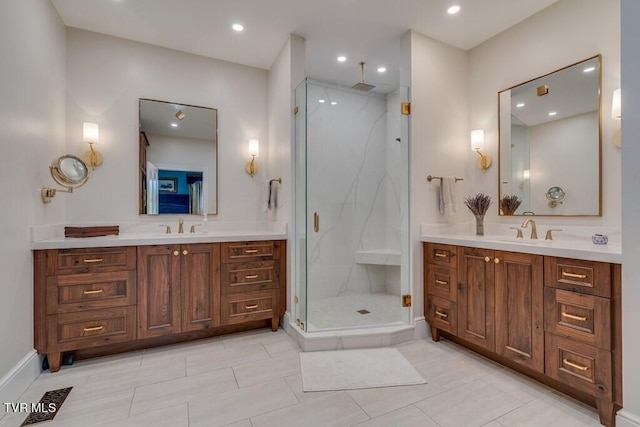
[0,350,40,408]
[413,316,428,340]
[617,410,640,427]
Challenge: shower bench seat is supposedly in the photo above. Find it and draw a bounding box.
[354,249,401,266]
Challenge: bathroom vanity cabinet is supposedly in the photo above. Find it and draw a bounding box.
[137,243,221,338]
[424,242,621,426]
[34,239,286,373]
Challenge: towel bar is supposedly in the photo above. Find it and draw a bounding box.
[427,175,463,182]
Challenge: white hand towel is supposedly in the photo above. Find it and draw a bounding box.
[439,177,457,216]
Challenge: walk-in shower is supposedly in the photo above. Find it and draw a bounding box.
[293,79,411,336]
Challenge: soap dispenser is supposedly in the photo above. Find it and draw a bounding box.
[202,213,208,233]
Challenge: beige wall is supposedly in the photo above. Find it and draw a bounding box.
[468,0,621,226]
[409,31,469,320]
[620,1,640,425]
[65,28,269,224]
[0,0,66,402]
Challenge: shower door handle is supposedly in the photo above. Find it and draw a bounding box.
[313,212,319,232]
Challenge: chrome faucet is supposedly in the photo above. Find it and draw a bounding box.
[178,217,184,234]
[521,219,538,239]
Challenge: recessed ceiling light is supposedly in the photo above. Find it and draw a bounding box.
[171,123,178,127]
[583,66,596,73]
[516,103,525,108]
[337,56,347,62]
[331,101,337,105]
[232,23,244,32]
[447,5,461,14]
[548,111,557,116]
[377,67,387,73]
[319,99,326,103]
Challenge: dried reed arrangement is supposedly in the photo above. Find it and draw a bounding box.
[463,193,492,216]
[499,194,522,216]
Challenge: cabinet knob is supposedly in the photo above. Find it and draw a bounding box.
[485,256,491,262]
[494,258,501,264]
[183,250,188,256]
[173,251,179,256]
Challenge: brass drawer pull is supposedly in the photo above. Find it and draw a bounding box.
[562,272,587,279]
[83,258,104,264]
[244,249,259,254]
[435,310,448,318]
[561,312,588,322]
[485,256,491,262]
[83,326,104,332]
[245,304,259,310]
[563,358,589,371]
[245,274,259,280]
[83,289,104,295]
[435,279,448,286]
[434,252,447,258]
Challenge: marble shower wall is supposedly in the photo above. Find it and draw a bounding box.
[306,82,406,301]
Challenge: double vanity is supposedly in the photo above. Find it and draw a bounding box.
[422,225,622,426]
[32,226,287,373]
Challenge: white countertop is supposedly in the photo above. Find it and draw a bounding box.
[420,224,621,264]
[31,222,288,250]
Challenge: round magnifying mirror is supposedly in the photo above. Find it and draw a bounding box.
[546,186,565,207]
[51,155,89,188]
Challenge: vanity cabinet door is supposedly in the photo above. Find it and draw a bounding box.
[137,245,182,338]
[181,243,221,332]
[457,247,495,351]
[495,251,544,372]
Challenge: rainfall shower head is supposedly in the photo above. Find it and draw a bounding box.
[352,62,376,92]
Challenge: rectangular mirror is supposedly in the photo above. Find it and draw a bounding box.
[139,98,218,215]
[498,55,601,216]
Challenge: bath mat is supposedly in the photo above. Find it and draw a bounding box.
[300,348,426,392]
[21,387,72,425]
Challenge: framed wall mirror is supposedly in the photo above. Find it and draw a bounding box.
[139,98,218,215]
[498,55,601,216]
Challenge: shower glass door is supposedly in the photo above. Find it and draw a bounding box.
[297,79,411,332]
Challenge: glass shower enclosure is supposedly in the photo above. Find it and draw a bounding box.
[294,79,410,332]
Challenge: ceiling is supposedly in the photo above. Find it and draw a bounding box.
[51,0,559,92]
[509,56,600,127]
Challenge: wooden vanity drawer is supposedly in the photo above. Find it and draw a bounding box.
[46,271,136,314]
[221,290,276,325]
[48,306,136,351]
[52,246,136,274]
[222,241,276,263]
[426,265,457,301]
[221,261,278,294]
[545,333,612,400]
[425,243,457,267]
[545,257,611,298]
[544,288,611,350]
[426,296,457,335]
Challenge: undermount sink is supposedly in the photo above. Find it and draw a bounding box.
[489,236,542,244]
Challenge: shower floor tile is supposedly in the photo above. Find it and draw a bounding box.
[306,292,405,331]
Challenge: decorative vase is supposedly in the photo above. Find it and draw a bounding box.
[474,214,485,236]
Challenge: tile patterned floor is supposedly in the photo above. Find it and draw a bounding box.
[0,328,602,427]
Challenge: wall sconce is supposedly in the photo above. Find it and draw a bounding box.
[81,122,103,169]
[471,129,491,171]
[246,139,259,177]
[612,88,621,147]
